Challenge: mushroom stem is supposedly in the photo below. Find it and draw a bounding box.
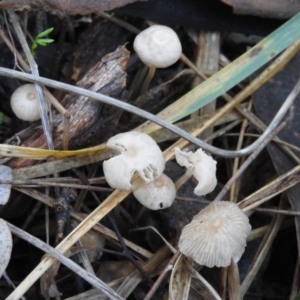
[175,168,193,191]
[140,65,156,95]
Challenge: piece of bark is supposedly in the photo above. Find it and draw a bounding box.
[72,18,131,82]
[222,0,300,19]
[5,44,130,169]
[0,0,145,15]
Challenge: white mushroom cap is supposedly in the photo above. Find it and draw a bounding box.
[178,201,251,268]
[175,147,217,196]
[133,25,182,68]
[0,219,12,277]
[11,84,41,121]
[132,173,176,210]
[103,131,165,191]
[0,165,12,205]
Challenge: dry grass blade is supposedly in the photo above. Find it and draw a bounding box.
[144,250,181,300]
[239,164,300,212]
[115,243,172,298]
[184,260,222,300]
[8,11,54,150]
[12,149,111,180]
[169,254,192,300]
[0,143,105,159]
[228,260,242,300]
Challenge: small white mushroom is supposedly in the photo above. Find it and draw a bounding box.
[174,147,217,196]
[0,219,12,277]
[10,84,41,121]
[134,25,182,93]
[0,166,12,205]
[132,173,176,210]
[178,201,251,268]
[103,131,165,191]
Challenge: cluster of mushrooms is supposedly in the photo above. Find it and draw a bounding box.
[103,131,251,268]
[9,25,251,269]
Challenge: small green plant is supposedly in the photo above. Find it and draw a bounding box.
[30,27,54,56]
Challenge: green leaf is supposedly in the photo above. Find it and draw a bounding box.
[36,27,54,38]
[36,39,54,46]
[37,38,54,44]
[36,41,47,46]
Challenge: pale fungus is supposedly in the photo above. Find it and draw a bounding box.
[103,131,165,191]
[132,173,176,210]
[0,166,13,205]
[174,147,217,196]
[133,25,182,93]
[178,201,251,268]
[10,84,42,121]
[0,219,12,277]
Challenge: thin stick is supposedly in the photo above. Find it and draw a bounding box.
[0,26,71,150]
[8,11,54,150]
[0,66,296,159]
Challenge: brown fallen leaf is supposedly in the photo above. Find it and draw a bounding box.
[0,0,146,15]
